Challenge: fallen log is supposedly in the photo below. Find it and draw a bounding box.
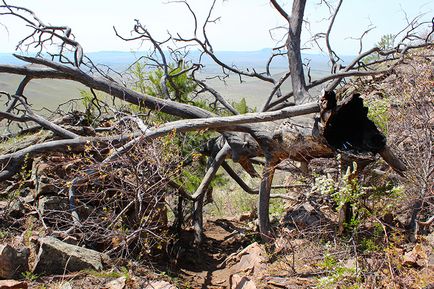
[264,90,405,239]
[202,90,407,241]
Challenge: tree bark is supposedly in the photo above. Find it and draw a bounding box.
[192,144,230,244]
[287,0,308,103]
[258,157,278,241]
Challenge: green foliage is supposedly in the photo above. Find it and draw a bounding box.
[231,191,256,213]
[0,133,33,154]
[316,266,359,289]
[377,34,394,50]
[316,252,360,289]
[269,198,286,219]
[19,153,32,181]
[318,252,338,270]
[148,65,196,102]
[313,162,362,210]
[312,158,403,231]
[360,237,380,253]
[130,60,147,94]
[21,271,40,281]
[231,97,256,114]
[80,89,102,125]
[366,97,390,134]
[363,34,395,64]
[0,230,8,239]
[129,60,201,120]
[128,59,227,196]
[120,266,130,280]
[209,183,256,217]
[181,169,203,193]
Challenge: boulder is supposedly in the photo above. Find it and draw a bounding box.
[33,237,108,274]
[0,245,29,279]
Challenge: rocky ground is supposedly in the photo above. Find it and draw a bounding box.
[1,193,434,288]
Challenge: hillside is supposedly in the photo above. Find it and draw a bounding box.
[0,49,339,114]
[0,48,433,288]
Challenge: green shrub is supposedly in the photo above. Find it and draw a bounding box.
[366,97,390,135]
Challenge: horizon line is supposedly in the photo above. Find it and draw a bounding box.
[0,48,356,57]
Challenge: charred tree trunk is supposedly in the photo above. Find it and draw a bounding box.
[249,91,406,240]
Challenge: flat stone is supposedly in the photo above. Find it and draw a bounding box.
[230,274,257,289]
[213,242,267,286]
[0,280,28,289]
[33,237,108,274]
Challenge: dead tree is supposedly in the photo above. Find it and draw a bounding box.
[0,0,432,243]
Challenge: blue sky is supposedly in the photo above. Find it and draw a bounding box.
[0,0,432,55]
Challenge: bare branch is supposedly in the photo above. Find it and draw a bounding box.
[195,79,239,115]
[262,71,291,111]
[270,0,290,22]
[324,0,343,73]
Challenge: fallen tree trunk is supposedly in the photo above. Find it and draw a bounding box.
[195,90,406,241]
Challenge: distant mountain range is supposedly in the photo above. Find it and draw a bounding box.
[0,49,355,75]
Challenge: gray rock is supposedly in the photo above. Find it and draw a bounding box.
[282,202,322,228]
[31,157,58,197]
[0,245,29,279]
[33,236,108,274]
[36,181,58,197]
[9,200,25,219]
[37,196,68,215]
